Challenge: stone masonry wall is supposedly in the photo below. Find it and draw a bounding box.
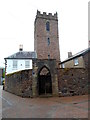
[4,68,88,97]
[34,11,60,61]
[83,51,90,68]
[58,68,88,96]
[32,59,59,97]
[5,69,33,97]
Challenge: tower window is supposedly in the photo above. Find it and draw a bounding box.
[48,54,50,59]
[46,21,50,31]
[47,38,50,45]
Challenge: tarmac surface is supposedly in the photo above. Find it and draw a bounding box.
[0,86,89,119]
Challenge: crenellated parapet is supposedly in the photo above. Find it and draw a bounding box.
[36,10,58,20]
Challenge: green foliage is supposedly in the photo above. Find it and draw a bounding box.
[2,68,5,78]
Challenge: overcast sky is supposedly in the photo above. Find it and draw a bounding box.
[0,0,88,67]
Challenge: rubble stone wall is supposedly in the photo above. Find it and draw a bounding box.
[4,68,88,97]
[5,69,33,97]
[58,68,88,96]
[83,52,89,68]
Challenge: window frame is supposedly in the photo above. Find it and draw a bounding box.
[13,60,18,69]
[25,60,30,68]
[62,63,65,68]
[47,38,50,46]
[48,54,50,59]
[46,21,50,31]
[74,58,79,66]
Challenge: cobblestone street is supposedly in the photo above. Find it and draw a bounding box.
[0,86,89,119]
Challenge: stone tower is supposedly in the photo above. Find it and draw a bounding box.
[34,10,60,62]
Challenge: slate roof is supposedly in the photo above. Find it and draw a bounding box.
[60,48,90,64]
[4,51,37,59]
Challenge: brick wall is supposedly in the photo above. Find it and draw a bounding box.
[58,68,88,96]
[5,69,33,97]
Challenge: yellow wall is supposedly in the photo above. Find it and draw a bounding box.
[60,56,85,68]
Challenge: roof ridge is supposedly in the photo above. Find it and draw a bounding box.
[4,51,37,59]
[61,48,89,63]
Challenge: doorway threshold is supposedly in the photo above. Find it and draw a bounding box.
[39,94,52,98]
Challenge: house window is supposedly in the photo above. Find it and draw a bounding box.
[47,38,50,45]
[74,58,79,66]
[13,60,18,69]
[62,63,65,68]
[25,61,30,68]
[46,21,50,31]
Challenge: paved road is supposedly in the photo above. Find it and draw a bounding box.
[0,86,89,119]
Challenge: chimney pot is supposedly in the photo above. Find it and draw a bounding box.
[19,44,23,51]
[68,52,72,58]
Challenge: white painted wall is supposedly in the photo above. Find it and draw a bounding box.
[6,59,32,75]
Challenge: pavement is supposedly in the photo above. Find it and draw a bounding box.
[0,86,89,119]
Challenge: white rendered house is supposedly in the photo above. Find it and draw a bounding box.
[4,45,37,75]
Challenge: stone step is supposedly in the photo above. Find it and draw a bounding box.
[39,94,53,98]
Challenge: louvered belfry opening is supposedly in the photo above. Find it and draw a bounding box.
[38,66,52,95]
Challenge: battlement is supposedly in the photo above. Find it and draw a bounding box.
[36,10,58,20]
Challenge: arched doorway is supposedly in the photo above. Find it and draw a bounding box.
[38,66,52,95]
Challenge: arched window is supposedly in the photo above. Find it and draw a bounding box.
[46,21,50,31]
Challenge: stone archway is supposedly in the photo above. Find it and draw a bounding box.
[32,59,58,97]
[38,66,52,95]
